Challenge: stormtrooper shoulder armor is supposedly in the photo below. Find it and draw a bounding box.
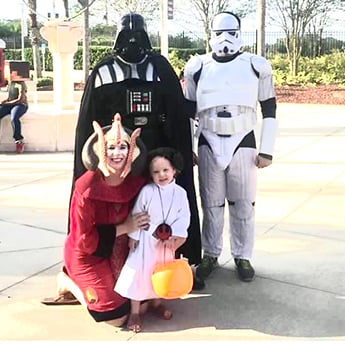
[250,55,273,78]
[184,55,203,78]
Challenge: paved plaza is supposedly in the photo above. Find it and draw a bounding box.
[0,103,345,341]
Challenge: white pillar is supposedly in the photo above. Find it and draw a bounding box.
[40,20,83,110]
[52,51,74,109]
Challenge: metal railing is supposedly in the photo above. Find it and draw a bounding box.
[2,30,345,58]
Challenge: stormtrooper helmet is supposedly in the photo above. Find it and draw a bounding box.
[209,12,243,56]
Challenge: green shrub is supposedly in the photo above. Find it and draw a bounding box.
[168,49,187,76]
[271,51,345,86]
[5,47,345,87]
[37,77,53,87]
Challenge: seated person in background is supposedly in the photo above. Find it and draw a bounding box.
[0,71,28,154]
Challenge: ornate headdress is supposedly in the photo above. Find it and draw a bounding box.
[82,113,146,178]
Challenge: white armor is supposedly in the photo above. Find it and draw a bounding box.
[184,20,278,261]
[209,12,243,56]
[184,52,277,161]
[196,54,259,111]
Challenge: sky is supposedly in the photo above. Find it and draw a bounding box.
[2,0,344,37]
[0,0,257,34]
[0,0,79,21]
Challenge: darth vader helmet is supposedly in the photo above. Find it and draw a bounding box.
[209,11,243,56]
[113,13,152,63]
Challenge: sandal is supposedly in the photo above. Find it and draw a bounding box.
[127,313,142,333]
[41,292,80,306]
[149,303,173,320]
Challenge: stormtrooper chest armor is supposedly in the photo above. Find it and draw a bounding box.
[196,54,259,113]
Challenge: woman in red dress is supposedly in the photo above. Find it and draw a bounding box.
[61,114,149,326]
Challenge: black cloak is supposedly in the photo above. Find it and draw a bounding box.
[72,51,201,265]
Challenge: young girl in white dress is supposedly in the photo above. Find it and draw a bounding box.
[115,147,190,332]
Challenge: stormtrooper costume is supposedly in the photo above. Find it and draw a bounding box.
[184,11,278,280]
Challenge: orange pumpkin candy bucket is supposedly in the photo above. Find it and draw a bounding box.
[151,257,193,299]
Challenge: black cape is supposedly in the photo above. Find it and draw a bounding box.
[72,51,201,265]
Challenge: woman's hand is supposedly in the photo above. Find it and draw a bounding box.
[130,211,150,231]
[128,238,139,251]
[117,211,150,236]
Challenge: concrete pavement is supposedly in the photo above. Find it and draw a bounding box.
[0,103,345,341]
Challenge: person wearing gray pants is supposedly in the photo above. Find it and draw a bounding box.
[184,11,278,282]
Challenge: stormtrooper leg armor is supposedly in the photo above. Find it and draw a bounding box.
[198,145,257,260]
[226,148,257,260]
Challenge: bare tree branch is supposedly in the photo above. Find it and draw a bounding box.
[268,0,345,76]
[189,0,255,52]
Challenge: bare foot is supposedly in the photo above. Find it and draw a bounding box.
[127,313,142,333]
[56,271,71,296]
[139,300,150,315]
[149,302,173,320]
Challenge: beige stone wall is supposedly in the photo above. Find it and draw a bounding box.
[0,90,83,152]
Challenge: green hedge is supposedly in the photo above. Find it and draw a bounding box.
[5,47,345,86]
[4,46,205,72]
[270,52,345,85]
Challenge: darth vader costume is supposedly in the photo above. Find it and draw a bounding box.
[73,13,201,266]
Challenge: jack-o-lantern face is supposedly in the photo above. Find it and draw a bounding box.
[153,223,172,240]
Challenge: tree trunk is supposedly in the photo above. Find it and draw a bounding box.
[285,33,299,78]
[205,28,210,53]
[291,35,299,77]
[28,0,42,80]
[83,2,90,83]
[78,0,90,83]
[256,0,266,57]
[63,0,70,18]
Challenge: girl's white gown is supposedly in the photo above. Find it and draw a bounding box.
[115,180,190,301]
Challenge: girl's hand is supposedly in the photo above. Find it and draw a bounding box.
[163,236,186,251]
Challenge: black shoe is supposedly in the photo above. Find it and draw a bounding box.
[234,258,255,282]
[196,255,218,279]
[192,274,205,291]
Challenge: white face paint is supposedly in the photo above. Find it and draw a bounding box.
[106,141,129,172]
[209,12,243,56]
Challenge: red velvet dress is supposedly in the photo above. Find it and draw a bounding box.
[64,170,145,322]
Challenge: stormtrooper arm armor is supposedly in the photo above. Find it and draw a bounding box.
[252,55,278,159]
[184,55,203,118]
[259,97,278,159]
[252,55,276,101]
[259,116,278,159]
